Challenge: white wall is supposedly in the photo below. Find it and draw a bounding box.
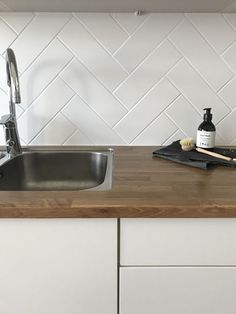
[0,12,235,146]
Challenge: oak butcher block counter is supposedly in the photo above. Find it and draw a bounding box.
[0,146,235,218]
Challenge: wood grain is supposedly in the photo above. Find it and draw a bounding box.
[0,146,236,218]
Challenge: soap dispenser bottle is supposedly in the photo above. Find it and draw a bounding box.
[196,108,216,149]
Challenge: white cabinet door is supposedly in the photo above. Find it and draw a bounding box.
[120,218,236,265]
[0,219,117,314]
[120,267,236,314]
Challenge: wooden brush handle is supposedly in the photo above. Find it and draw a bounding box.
[196,147,232,161]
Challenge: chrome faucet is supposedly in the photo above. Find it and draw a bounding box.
[0,48,22,158]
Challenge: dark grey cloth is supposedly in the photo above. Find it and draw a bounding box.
[153,141,236,169]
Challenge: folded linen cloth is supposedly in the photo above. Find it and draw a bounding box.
[153,140,236,169]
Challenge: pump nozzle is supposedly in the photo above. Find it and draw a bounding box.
[203,107,212,121]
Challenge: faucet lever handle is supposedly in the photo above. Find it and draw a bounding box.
[0,114,13,125]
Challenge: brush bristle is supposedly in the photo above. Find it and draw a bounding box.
[180,137,195,151]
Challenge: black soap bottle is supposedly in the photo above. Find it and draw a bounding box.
[196,108,216,149]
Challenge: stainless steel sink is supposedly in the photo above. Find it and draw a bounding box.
[0,149,113,191]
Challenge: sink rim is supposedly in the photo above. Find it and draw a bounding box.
[0,147,114,191]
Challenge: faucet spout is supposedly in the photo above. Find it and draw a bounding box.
[0,48,22,158]
[6,48,21,106]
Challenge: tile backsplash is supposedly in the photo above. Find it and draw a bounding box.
[0,12,236,145]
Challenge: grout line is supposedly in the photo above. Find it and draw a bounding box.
[18,14,74,76]
[162,128,182,145]
[73,13,130,75]
[0,15,17,35]
[58,75,128,144]
[111,13,152,57]
[113,13,185,83]
[109,13,130,36]
[129,91,181,144]
[61,110,96,145]
[1,12,36,36]
[112,56,184,130]
[216,74,235,94]
[27,90,75,145]
[57,35,129,113]
[223,13,236,32]
[20,55,74,112]
[182,14,235,93]
[61,128,79,145]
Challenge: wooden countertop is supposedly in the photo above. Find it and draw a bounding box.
[0,146,236,218]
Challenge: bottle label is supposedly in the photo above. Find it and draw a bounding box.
[197,130,215,148]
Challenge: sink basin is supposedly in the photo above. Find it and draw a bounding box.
[0,149,113,191]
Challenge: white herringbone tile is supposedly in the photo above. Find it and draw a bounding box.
[11,13,72,73]
[62,96,125,145]
[114,13,184,73]
[163,129,186,145]
[114,78,179,143]
[58,17,127,91]
[0,13,235,145]
[114,40,181,109]
[20,38,73,109]
[169,18,233,91]
[31,113,76,145]
[222,42,236,73]
[64,129,93,145]
[186,13,236,54]
[75,13,128,54]
[132,113,177,145]
[0,55,7,91]
[167,59,230,124]
[111,13,148,35]
[218,77,236,109]
[0,12,34,34]
[60,58,127,127]
[18,77,75,143]
[165,95,201,138]
[224,14,236,31]
[217,109,236,143]
[0,17,16,54]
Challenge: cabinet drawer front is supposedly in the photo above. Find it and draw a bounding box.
[120,218,236,265]
[120,267,236,314]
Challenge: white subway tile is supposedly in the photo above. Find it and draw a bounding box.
[18,77,74,144]
[224,14,236,31]
[31,113,76,145]
[75,13,128,54]
[64,129,93,145]
[165,95,201,138]
[167,59,230,124]
[218,77,236,110]
[163,130,186,145]
[114,78,179,143]
[11,13,71,73]
[169,19,233,91]
[0,89,8,117]
[222,42,236,73]
[217,110,236,143]
[20,39,73,110]
[114,13,184,73]
[111,13,148,35]
[60,59,127,127]
[62,96,125,145]
[58,17,127,91]
[0,12,34,34]
[132,113,177,145]
[114,40,181,109]
[186,13,236,54]
[0,18,17,54]
[0,55,7,92]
